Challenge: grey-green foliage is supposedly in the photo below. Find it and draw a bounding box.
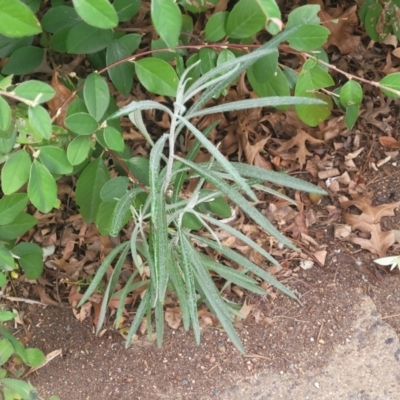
[79,25,327,353]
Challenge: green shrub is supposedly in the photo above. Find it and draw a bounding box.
[0,0,399,354]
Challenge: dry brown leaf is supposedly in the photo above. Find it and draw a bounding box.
[47,70,74,126]
[275,129,323,169]
[310,0,360,54]
[340,195,400,224]
[379,136,400,149]
[351,225,396,257]
[36,284,59,307]
[165,307,182,329]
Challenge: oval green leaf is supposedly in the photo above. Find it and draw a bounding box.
[83,73,110,122]
[66,21,113,54]
[39,146,73,175]
[226,0,265,39]
[28,160,57,213]
[67,135,91,165]
[13,242,43,279]
[28,105,52,139]
[65,112,98,135]
[1,46,44,75]
[1,149,31,194]
[113,0,141,22]
[0,243,14,271]
[103,126,125,151]
[14,80,55,103]
[0,0,42,38]
[100,176,129,202]
[340,80,363,106]
[380,73,400,98]
[151,0,182,48]
[42,5,81,33]
[72,0,118,29]
[135,58,178,97]
[0,193,29,225]
[0,96,11,131]
[0,212,37,240]
[75,158,110,222]
[205,12,228,42]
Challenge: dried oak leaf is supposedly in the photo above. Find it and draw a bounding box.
[275,129,323,169]
[340,195,400,224]
[344,213,397,257]
[309,0,360,54]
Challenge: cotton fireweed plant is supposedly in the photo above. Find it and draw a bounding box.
[77,36,327,354]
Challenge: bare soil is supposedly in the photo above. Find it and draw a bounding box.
[16,257,400,400]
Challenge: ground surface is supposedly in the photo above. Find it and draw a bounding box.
[17,259,400,399]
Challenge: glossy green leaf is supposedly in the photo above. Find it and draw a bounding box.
[28,105,52,139]
[25,348,45,367]
[287,25,330,51]
[66,21,113,54]
[1,46,44,75]
[151,38,175,62]
[226,0,265,39]
[380,73,400,98]
[127,156,150,186]
[38,146,73,175]
[0,311,16,323]
[180,14,193,45]
[103,126,124,151]
[345,104,359,129]
[95,200,117,236]
[205,12,228,42]
[42,5,81,33]
[106,37,135,96]
[28,160,57,213]
[294,60,334,126]
[0,339,14,365]
[100,176,129,202]
[72,0,118,29]
[14,80,55,104]
[1,149,31,194]
[257,0,282,35]
[248,66,290,99]
[50,25,70,52]
[0,96,11,131]
[0,212,36,240]
[67,135,91,165]
[135,58,179,96]
[179,0,218,13]
[76,158,110,223]
[20,0,40,12]
[181,212,203,230]
[207,196,232,218]
[65,112,98,135]
[340,80,363,106]
[0,378,38,399]
[0,121,16,142]
[0,35,32,58]
[83,72,110,122]
[0,243,14,271]
[250,51,279,83]
[199,48,218,75]
[0,74,13,90]
[13,242,43,279]
[286,5,320,29]
[113,0,141,22]
[151,0,182,48]
[0,0,41,38]
[365,2,382,42]
[0,193,29,225]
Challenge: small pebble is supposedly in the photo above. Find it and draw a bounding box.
[314,382,320,389]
